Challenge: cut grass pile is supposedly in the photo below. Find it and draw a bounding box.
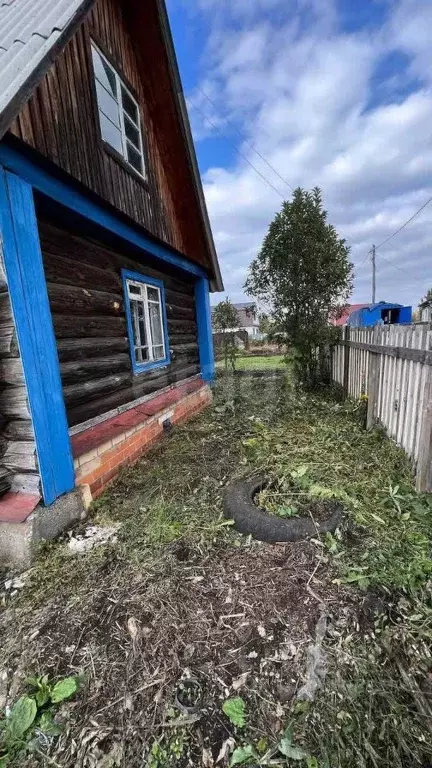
[1,372,432,767]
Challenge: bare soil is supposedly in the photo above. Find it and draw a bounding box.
[1,533,358,766]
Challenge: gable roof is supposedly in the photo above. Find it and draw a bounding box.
[0,0,223,291]
[331,303,368,327]
[233,302,256,310]
[0,0,93,139]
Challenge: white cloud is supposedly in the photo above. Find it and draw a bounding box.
[184,0,432,308]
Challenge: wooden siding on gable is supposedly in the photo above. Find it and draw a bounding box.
[38,217,200,427]
[9,0,211,273]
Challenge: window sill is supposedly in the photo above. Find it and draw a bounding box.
[132,356,171,376]
[102,141,150,190]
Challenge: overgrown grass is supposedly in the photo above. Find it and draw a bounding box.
[216,354,287,370]
[6,373,432,767]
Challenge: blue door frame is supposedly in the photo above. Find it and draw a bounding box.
[0,143,215,504]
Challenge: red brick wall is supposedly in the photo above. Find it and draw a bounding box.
[73,381,212,504]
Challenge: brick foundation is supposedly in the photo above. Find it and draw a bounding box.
[72,378,212,503]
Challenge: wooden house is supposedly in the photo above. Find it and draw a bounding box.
[0,0,223,564]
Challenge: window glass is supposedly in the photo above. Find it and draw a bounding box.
[147,287,159,302]
[149,302,163,347]
[99,114,123,154]
[92,47,117,97]
[152,345,165,360]
[91,43,146,178]
[125,277,168,369]
[121,87,139,123]
[126,143,143,174]
[95,81,120,126]
[124,115,140,148]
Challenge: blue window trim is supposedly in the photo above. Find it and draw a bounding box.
[0,140,208,281]
[122,268,171,375]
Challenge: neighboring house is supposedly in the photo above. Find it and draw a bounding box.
[212,302,261,338]
[419,299,432,323]
[348,302,412,327]
[234,302,261,338]
[329,303,368,327]
[0,0,223,564]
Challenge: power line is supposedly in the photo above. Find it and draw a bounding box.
[353,194,432,274]
[374,194,432,251]
[354,250,372,270]
[186,98,287,200]
[188,94,432,285]
[196,87,295,192]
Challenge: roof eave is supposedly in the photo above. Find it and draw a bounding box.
[155,0,224,293]
[0,0,95,141]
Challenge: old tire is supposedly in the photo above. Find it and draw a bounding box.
[223,475,343,543]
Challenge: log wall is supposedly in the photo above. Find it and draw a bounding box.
[38,217,200,427]
[0,261,40,495]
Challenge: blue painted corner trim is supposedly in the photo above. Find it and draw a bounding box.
[0,168,75,504]
[121,268,171,375]
[195,277,215,382]
[0,141,208,281]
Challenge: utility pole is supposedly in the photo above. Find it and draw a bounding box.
[371,244,376,304]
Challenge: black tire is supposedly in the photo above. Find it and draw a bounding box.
[223,475,343,543]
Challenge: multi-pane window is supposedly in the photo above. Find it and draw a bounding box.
[91,42,146,178]
[123,271,170,372]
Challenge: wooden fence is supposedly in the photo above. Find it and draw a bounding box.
[332,324,432,492]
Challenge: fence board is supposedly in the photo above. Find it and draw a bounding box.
[331,323,432,491]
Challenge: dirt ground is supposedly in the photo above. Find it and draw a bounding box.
[1,373,432,767]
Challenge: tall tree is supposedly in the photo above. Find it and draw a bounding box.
[420,287,432,304]
[212,298,241,371]
[245,187,353,387]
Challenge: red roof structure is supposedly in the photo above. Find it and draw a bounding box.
[330,304,368,327]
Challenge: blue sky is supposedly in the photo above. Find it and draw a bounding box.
[167,0,432,308]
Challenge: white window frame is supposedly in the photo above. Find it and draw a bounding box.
[91,42,147,180]
[123,272,170,373]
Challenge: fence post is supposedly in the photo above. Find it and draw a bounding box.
[367,328,379,429]
[343,326,350,398]
[416,366,432,493]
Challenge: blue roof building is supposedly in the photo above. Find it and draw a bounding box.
[348,302,412,327]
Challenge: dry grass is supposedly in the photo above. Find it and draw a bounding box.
[1,372,431,767]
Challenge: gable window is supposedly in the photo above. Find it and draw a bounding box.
[91,43,146,178]
[122,269,170,373]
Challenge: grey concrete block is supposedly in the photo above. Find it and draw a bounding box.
[0,520,32,568]
[31,489,86,542]
[0,489,87,568]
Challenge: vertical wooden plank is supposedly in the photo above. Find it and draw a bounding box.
[367,327,379,429]
[416,365,432,492]
[343,326,350,398]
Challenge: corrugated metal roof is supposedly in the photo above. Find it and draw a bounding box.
[0,0,87,132]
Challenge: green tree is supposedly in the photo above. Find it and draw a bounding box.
[245,187,353,387]
[212,298,241,371]
[258,313,271,337]
[420,287,432,305]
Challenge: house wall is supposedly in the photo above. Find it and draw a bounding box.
[237,307,258,329]
[8,0,211,273]
[37,215,200,428]
[421,306,432,323]
[0,264,40,495]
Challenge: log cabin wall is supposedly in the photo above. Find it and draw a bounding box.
[38,216,200,428]
[0,268,40,495]
[8,0,211,273]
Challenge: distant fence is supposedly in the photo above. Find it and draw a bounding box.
[332,324,432,492]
